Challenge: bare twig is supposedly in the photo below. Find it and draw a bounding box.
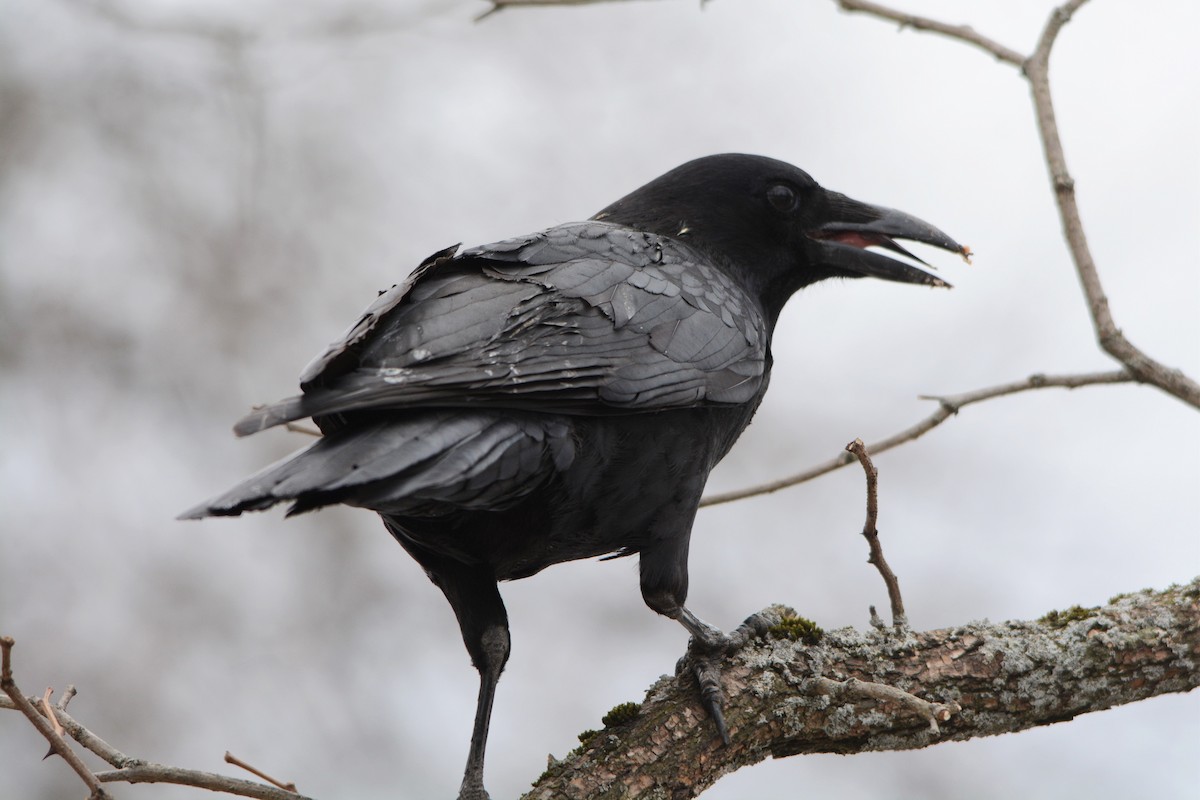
[226,751,300,793]
[1,693,141,768]
[477,0,641,21]
[41,687,66,740]
[700,369,1133,507]
[834,0,1200,409]
[56,684,78,711]
[836,0,1024,65]
[1,638,111,799]
[0,637,313,800]
[813,675,958,735]
[846,439,906,629]
[846,438,879,537]
[95,764,315,800]
[1024,4,1199,407]
[49,705,138,768]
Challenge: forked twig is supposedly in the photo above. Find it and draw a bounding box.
[0,636,313,800]
[1,638,111,799]
[837,0,1199,409]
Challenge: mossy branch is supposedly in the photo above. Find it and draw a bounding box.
[523,580,1200,799]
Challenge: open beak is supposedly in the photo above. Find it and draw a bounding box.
[808,191,970,288]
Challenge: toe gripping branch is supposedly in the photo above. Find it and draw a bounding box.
[678,611,776,745]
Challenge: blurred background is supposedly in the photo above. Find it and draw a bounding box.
[2,1,1197,798]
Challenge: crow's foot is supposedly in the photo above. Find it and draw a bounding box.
[676,611,774,745]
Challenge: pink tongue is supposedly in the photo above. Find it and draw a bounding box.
[826,231,892,250]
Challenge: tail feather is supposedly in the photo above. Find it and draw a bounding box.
[179,412,575,520]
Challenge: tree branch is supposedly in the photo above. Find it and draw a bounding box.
[834,0,1200,409]
[846,439,907,629]
[700,369,1133,507]
[1,638,111,799]
[477,0,645,21]
[524,580,1200,799]
[0,647,313,800]
[835,0,1024,65]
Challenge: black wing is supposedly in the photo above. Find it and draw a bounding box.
[234,221,768,436]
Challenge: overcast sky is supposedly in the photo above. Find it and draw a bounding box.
[1,1,1197,798]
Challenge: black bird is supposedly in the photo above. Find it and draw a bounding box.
[182,154,965,799]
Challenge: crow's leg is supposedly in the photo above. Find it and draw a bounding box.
[639,538,771,745]
[424,559,510,800]
[673,610,773,745]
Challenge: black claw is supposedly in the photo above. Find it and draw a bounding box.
[681,612,776,745]
[707,695,731,747]
[691,648,730,745]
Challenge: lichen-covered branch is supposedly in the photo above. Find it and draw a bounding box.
[524,580,1200,799]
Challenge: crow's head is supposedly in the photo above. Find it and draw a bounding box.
[594,153,968,321]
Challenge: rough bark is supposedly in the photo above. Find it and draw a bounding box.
[524,580,1200,799]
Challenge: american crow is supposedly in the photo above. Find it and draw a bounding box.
[182,154,965,799]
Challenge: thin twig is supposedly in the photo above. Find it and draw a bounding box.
[813,676,958,734]
[835,0,1200,409]
[226,751,300,793]
[0,694,141,768]
[846,439,906,629]
[700,369,1133,507]
[0,638,111,799]
[477,0,641,21]
[48,704,139,768]
[836,0,1024,65]
[56,684,78,711]
[0,638,312,800]
[41,687,66,740]
[95,764,316,800]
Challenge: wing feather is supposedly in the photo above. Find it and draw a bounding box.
[236,221,768,435]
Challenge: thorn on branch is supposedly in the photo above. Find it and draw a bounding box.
[0,637,112,798]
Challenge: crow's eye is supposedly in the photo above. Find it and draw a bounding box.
[766,183,797,212]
